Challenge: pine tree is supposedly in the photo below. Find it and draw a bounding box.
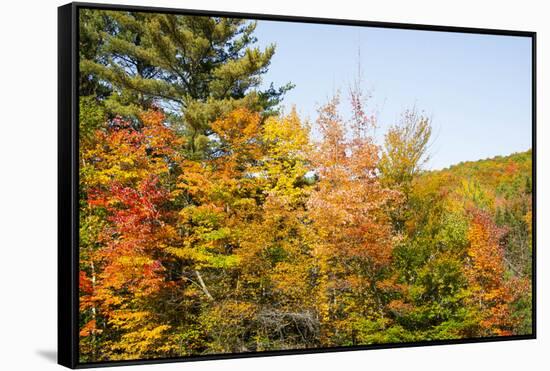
[79,9,292,157]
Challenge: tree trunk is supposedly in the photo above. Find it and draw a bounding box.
[195,270,214,301]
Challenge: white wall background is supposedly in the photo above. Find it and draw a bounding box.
[0,0,546,369]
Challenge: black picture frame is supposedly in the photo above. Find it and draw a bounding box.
[58,2,537,368]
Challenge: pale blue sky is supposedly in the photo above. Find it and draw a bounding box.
[254,20,532,170]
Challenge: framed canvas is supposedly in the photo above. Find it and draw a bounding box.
[58,2,536,368]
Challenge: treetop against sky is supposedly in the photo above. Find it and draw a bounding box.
[254,20,532,169]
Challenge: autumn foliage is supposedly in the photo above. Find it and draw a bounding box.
[78,99,532,361]
[77,9,533,362]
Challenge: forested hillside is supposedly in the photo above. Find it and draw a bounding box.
[386,150,533,342]
[77,9,533,362]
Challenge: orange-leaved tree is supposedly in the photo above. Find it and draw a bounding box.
[80,110,184,360]
[464,209,518,336]
[307,94,400,345]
